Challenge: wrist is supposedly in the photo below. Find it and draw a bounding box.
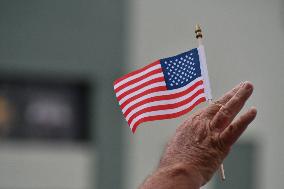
[156,163,205,188]
[174,163,205,186]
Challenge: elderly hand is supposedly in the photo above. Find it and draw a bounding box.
[140,81,257,189]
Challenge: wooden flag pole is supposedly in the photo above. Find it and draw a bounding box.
[195,24,226,181]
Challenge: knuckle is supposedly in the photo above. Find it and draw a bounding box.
[234,91,243,99]
[192,114,201,124]
[208,119,215,132]
[210,134,224,151]
[228,124,234,132]
[220,107,232,118]
[214,100,222,105]
[216,134,228,152]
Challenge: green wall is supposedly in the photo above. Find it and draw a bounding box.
[214,143,256,189]
[0,1,126,188]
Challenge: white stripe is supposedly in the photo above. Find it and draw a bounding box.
[116,72,164,97]
[125,85,204,120]
[114,64,161,89]
[198,45,212,100]
[121,77,203,113]
[129,93,205,129]
[118,81,166,105]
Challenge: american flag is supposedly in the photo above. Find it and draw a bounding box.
[114,46,212,133]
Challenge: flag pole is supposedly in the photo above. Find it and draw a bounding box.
[195,24,226,181]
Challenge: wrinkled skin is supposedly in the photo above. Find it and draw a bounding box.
[140,81,257,189]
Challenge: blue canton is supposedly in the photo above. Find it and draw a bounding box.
[160,48,201,90]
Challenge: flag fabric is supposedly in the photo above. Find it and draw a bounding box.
[113,45,212,133]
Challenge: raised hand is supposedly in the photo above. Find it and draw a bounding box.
[140,81,257,189]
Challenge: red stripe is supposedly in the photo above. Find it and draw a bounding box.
[123,80,203,117]
[131,97,206,133]
[120,86,167,109]
[116,77,165,101]
[127,89,204,125]
[113,60,160,86]
[114,68,163,93]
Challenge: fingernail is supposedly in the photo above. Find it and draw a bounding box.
[243,81,253,90]
[250,106,257,114]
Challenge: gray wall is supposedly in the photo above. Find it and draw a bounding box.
[125,0,284,188]
[0,1,126,189]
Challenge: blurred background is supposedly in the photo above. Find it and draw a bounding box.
[0,0,283,189]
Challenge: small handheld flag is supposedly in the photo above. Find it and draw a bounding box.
[114,45,212,133]
[114,24,226,181]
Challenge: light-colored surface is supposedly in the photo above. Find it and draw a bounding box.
[124,0,284,188]
[0,142,92,189]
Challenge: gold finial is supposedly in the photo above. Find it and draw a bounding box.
[195,24,203,39]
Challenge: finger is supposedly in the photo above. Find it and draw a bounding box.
[202,82,243,119]
[210,81,254,130]
[220,107,257,148]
